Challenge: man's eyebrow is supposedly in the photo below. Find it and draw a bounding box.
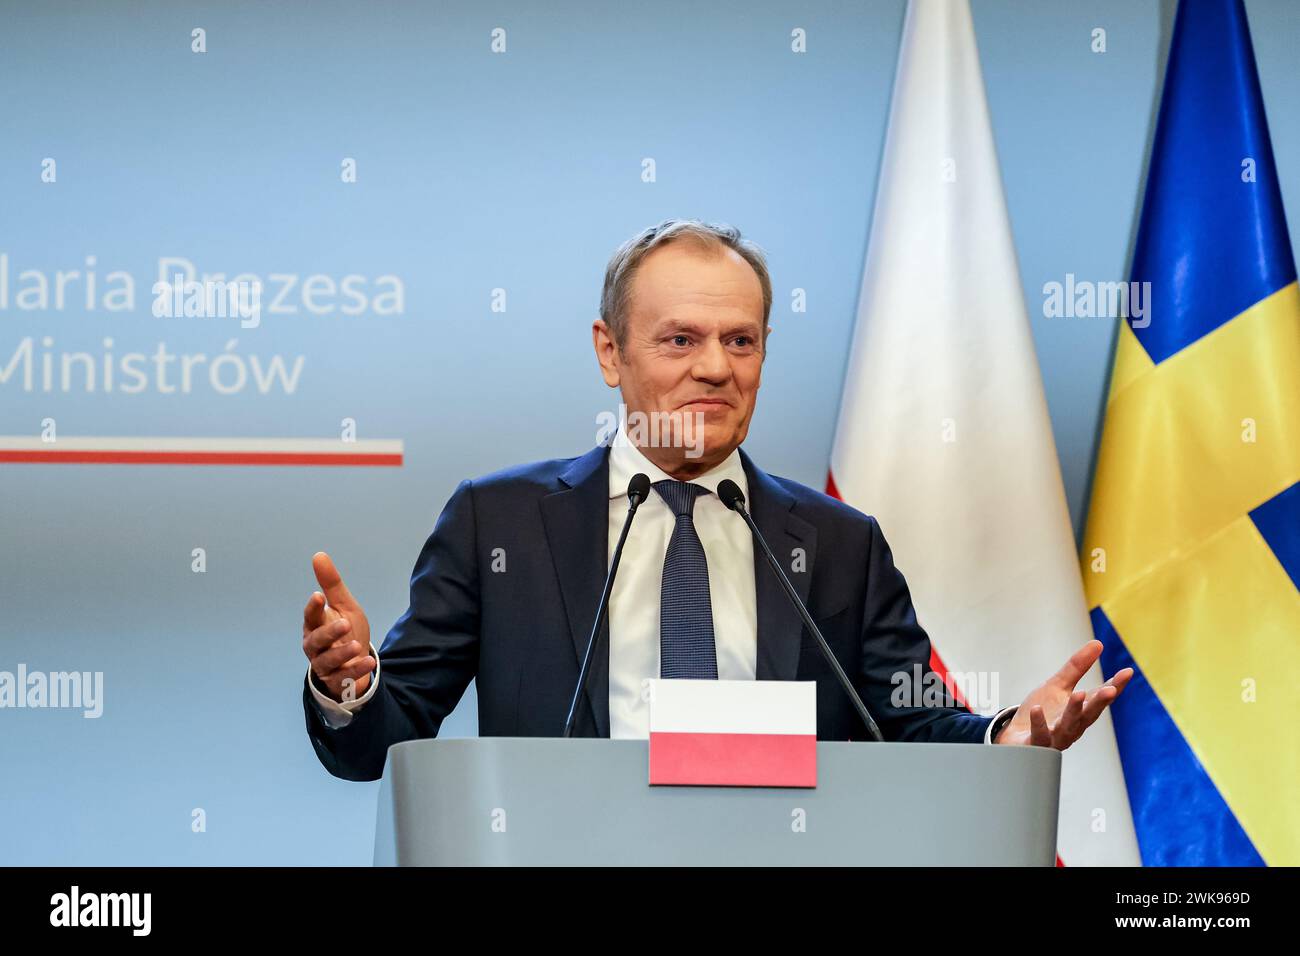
[720,320,764,337]
[649,317,709,334]
[649,317,762,335]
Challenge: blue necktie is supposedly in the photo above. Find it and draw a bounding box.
[654,479,718,679]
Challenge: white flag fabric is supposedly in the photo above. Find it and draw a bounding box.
[828,0,1140,865]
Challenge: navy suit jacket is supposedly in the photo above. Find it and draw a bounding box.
[304,444,994,781]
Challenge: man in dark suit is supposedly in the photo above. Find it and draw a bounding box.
[301,219,1131,782]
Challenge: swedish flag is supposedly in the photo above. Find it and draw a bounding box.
[1083,0,1299,865]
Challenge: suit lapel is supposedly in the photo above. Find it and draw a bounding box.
[741,450,817,682]
[539,445,612,737]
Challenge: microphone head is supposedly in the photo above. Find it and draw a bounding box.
[627,472,651,505]
[717,479,745,512]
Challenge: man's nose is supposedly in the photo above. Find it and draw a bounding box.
[691,337,732,384]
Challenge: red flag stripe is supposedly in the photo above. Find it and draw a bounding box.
[649,732,817,787]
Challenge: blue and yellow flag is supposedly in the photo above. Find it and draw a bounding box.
[1083,0,1299,866]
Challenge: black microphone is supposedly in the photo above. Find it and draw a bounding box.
[562,472,652,738]
[716,478,884,742]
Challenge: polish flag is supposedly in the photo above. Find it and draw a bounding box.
[826,0,1140,864]
[648,680,816,787]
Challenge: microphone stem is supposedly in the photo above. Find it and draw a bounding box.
[562,497,639,738]
[736,505,884,742]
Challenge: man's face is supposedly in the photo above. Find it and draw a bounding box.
[593,242,768,478]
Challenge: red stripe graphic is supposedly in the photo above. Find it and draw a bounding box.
[649,732,816,787]
[0,450,401,466]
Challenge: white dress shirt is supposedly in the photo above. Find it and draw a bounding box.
[604,429,756,738]
[307,433,1015,743]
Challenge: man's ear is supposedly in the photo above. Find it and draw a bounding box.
[592,319,621,388]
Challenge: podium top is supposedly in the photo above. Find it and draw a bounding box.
[374,737,1061,866]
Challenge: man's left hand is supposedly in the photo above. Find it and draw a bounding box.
[994,640,1133,750]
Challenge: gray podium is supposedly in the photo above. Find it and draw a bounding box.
[373,737,1061,865]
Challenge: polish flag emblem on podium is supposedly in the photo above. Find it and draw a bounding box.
[647,679,817,787]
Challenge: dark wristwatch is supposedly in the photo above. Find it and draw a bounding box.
[989,706,1018,743]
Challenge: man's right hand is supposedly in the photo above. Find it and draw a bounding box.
[303,551,375,703]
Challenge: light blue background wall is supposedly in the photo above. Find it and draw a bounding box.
[1,0,1296,864]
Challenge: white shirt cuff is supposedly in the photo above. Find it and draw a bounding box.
[984,705,1018,745]
[307,644,381,729]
